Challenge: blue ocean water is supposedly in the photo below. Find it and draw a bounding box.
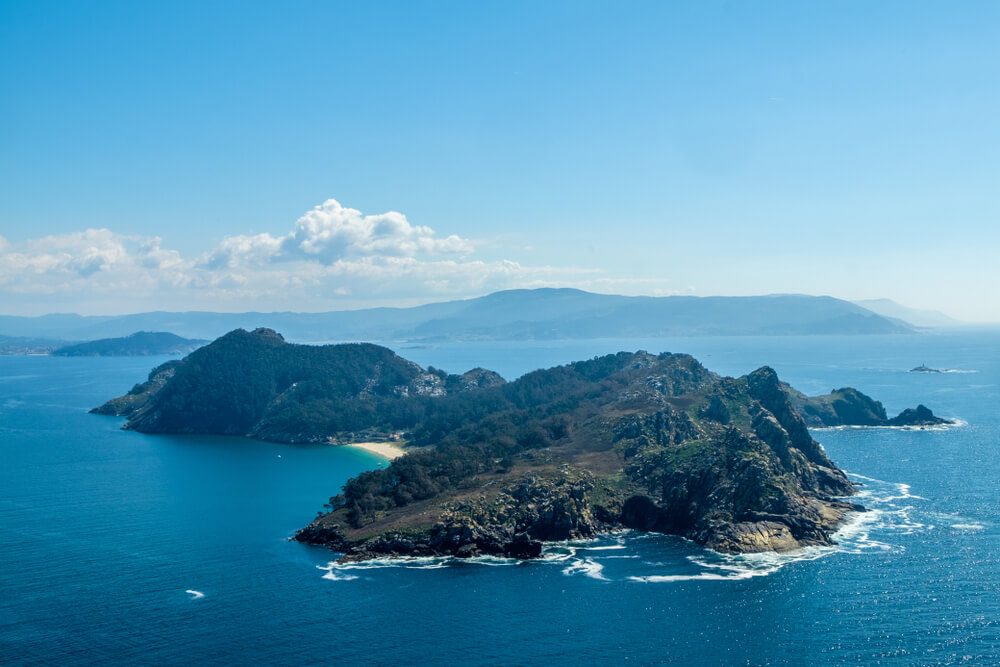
[1,332,998,665]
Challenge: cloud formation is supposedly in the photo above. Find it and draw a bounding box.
[0,199,635,314]
[202,199,474,270]
[0,229,186,289]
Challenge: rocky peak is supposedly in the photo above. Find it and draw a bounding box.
[457,368,507,391]
[250,327,285,343]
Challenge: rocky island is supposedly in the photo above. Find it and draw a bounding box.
[95,328,953,560]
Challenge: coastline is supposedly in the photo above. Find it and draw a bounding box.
[337,440,407,460]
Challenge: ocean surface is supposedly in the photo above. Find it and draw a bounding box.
[1,332,998,665]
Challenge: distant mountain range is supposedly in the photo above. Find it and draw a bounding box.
[852,299,961,328]
[0,289,923,344]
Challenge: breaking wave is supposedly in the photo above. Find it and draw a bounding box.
[562,558,608,581]
[812,418,967,433]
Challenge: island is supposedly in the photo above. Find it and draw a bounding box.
[95,328,953,561]
[52,331,207,357]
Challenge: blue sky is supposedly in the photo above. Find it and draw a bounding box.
[1,1,997,319]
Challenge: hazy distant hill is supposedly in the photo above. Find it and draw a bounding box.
[853,298,961,328]
[0,289,913,343]
[52,332,207,357]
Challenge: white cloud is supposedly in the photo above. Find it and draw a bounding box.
[287,199,473,260]
[201,198,474,269]
[0,199,658,315]
[201,232,284,269]
[0,229,183,284]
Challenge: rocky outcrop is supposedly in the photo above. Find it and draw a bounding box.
[454,368,507,392]
[887,404,951,426]
[299,472,611,561]
[789,385,953,428]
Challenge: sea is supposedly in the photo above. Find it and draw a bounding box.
[1,331,998,665]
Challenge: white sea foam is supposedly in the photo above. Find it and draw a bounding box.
[185,589,205,599]
[951,523,985,531]
[630,549,820,583]
[317,552,522,580]
[578,544,627,551]
[539,546,579,563]
[462,556,521,567]
[562,558,608,581]
[812,418,966,433]
[320,569,359,581]
[629,569,768,583]
[326,555,452,570]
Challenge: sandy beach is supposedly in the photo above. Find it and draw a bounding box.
[340,441,407,460]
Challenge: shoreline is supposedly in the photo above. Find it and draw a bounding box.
[336,440,408,460]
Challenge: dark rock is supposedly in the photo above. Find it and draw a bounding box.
[454,543,480,558]
[620,495,670,532]
[504,532,543,559]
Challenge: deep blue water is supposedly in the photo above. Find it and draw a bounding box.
[1,332,999,665]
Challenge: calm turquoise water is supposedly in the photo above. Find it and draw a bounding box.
[2,332,999,665]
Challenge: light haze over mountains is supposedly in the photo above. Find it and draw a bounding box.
[0,288,949,345]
